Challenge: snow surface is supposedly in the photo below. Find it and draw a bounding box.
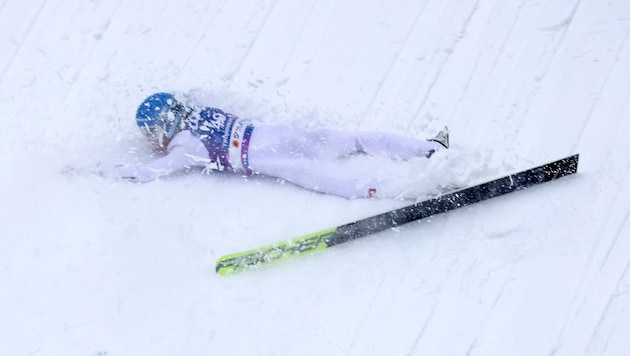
[1,0,630,355]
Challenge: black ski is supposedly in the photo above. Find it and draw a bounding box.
[216,154,579,275]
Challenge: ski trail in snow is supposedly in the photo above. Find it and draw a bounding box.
[56,5,121,109]
[360,1,431,120]
[224,0,280,83]
[465,263,518,354]
[586,253,630,355]
[597,171,630,271]
[406,304,437,355]
[178,0,232,71]
[412,0,482,119]
[347,272,387,351]
[279,0,328,73]
[549,161,630,354]
[478,0,582,151]
[571,27,630,153]
[0,1,47,82]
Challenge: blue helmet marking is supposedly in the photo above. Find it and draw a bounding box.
[136,92,188,139]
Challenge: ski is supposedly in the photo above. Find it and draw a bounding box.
[216,154,580,275]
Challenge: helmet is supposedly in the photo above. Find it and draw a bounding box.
[135,92,189,140]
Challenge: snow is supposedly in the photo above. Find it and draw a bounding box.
[1,0,630,355]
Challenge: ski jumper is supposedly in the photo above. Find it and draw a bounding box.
[108,106,445,198]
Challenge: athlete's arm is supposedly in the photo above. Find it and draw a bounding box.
[106,131,208,182]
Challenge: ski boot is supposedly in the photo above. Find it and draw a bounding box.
[428,126,449,149]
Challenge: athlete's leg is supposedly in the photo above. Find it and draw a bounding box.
[247,126,378,198]
[246,125,445,198]
[247,125,359,160]
[355,131,444,159]
[248,125,444,161]
[249,157,381,198]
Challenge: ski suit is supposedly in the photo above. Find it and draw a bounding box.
[108,106,445,198]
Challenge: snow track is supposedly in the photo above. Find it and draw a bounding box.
[1,0,629,355]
